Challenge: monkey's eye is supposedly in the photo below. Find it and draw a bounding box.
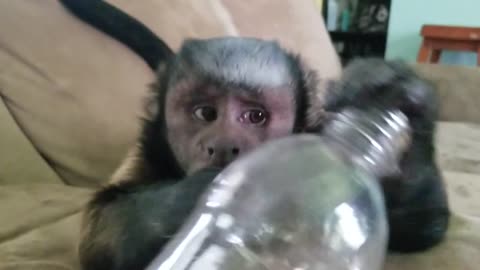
[241,109,268,125]
[193,106,217,122]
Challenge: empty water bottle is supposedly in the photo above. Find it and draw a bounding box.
[146,108,411,270]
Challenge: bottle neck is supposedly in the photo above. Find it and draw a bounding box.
[322,108,412,179]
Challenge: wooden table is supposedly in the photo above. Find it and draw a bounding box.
[417,25,480,65]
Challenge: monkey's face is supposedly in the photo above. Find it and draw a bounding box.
[164,81,296,175]
[151,37,312,175]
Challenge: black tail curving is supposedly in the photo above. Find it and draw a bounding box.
[59,0,174,70]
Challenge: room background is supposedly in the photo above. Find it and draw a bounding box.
[385,0,480,66]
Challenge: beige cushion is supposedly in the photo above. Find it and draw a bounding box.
[436,122,480,176]
[414,64,480,124]
[435,122,480,217]
[0,0,155,186]
[0,184,91,270]
[220,0,341,82]
[106,0,237,49]
[112,0,342,80]
[0,97,62,185]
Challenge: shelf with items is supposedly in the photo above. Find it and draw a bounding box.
[321,0,391,65]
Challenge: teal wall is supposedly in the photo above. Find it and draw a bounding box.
[385,0,480,66]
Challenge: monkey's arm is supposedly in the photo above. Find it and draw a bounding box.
[78,169,220,270]
[324,58,450,252]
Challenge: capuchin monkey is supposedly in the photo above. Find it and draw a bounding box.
[60,1,450,270]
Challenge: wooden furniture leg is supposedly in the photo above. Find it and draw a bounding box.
[431,49,442,63]
[417,40,431,63]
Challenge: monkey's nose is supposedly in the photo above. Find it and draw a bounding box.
[207,146,240,158]
[205,145,241,168]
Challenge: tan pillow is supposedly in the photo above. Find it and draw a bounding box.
[107,0,238,49]
[0,1,154,186]
[0,97,62,185]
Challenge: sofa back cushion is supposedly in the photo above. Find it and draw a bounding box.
[0,0,340,186]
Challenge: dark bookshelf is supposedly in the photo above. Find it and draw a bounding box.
[322,0,391,65]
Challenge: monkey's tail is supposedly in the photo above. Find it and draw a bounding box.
[59,0,174,70]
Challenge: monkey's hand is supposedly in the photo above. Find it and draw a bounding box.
[78,168,221,270]
[324,58,449,253]
[325,58,438,128]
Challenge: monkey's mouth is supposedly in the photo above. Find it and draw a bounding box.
[188,160,232,175]
[207,159,232,170]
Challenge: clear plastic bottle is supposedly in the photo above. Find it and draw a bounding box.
[146,108,411,270]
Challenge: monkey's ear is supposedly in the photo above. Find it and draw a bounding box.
[144,63,170,120]
[299,61,333,131]
[144,90,159,120]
